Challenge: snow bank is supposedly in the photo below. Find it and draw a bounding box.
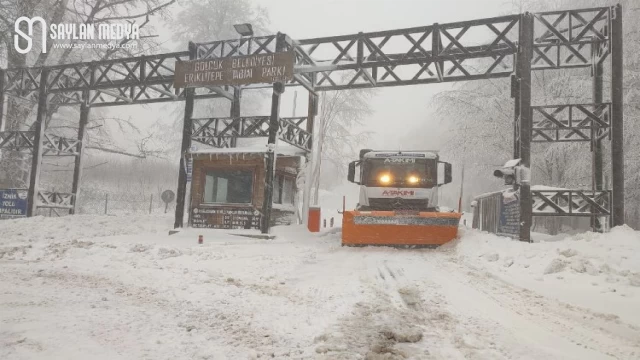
[454,226,640,325]
[0,216,364,359]
[0,214,172,261]
[315,182,360,230]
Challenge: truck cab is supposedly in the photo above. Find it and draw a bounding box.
[347,150,452,212]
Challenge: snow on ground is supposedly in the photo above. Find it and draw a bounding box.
[1,214,640,359]
[454,226,640,326]
[315,182,360,229]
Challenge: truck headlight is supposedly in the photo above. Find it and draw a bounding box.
[379,174,391,184]
[408,176,419,184]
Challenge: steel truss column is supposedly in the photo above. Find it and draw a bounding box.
[512,77,521,158]
[512,20,522,160]
[70,90,90,215]
[0,69,5,130]
[26,68,49,217]
[302,92,318,226]
[518,13,534,243]
[261,82,284,234]
[174,42,197,229]
[261,33,286,234]
[592,44,604,231]
[230,87,241,148]
[610,4,625,227]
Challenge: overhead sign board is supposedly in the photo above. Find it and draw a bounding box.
[0,189,28,219]
[174,51,295,88]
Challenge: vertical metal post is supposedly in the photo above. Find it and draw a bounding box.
[610,4,625,227]
[26,68,49,217]
[230,87,241,148]
[261,82,284,233]
[70,90,90,215]
[302,91,317,226]
[512,78,521,159]
[458,164,465,213]
[511,9,523,159]
[518,13,534,243]
[174,42,196,229]
[0,69,5,131]
[261,33,286,234]
[591,44,604,231]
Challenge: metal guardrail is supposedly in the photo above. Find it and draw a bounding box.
[472,191,503,235]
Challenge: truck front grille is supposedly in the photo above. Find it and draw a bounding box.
[366,198,431,211]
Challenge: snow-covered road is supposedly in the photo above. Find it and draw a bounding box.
[1,215,639,359]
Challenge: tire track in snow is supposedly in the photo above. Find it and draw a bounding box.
[390,252,541,360]
[428,251,640,360]
[314,252,516,359]
[314,253,425,358]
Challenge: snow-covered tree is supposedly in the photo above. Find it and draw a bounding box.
[152,0,272,154]
[0,0,176,188]
[314,87,377,192]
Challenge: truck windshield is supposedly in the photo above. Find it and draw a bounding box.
[363,158,436,188]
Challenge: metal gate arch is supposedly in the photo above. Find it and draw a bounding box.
[0,5,624,240]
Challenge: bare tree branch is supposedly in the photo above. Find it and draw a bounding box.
[85,145,146,158]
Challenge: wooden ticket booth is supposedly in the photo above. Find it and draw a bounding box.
[188,146,304,230]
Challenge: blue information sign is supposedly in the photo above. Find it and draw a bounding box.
[497,191,520,239]
[0,189,28,219]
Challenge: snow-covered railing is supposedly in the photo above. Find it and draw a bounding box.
[190,116,312,151]
[531,188,611,217]
[532,8,610,69]
[0,131,80,156]
[532,103,611,143]
[37,191,74,210]
[1,51,231,107]
[472,190,504,235]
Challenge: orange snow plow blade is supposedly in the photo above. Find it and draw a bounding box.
[341,211,461,248]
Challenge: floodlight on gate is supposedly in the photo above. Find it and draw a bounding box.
[234,23,254,37]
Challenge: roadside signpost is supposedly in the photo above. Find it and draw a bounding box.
[161,190,176,214]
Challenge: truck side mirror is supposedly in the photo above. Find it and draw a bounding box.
[444,162,452,184]
[348,161,357,183]
[437,161,453,185]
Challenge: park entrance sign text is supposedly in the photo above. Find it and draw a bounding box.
[174,51,295,88]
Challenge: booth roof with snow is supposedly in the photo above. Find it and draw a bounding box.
[188,139,305,230]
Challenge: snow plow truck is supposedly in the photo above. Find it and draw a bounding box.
[342,149,461,248]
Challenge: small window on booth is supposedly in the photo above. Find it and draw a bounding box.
[203,169,253,204]
[274,175,282,204]
[274,174,295,205]
[282,177,294,204]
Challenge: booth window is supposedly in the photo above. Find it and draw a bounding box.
[203,170,253,204]
[274,174,295,205]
